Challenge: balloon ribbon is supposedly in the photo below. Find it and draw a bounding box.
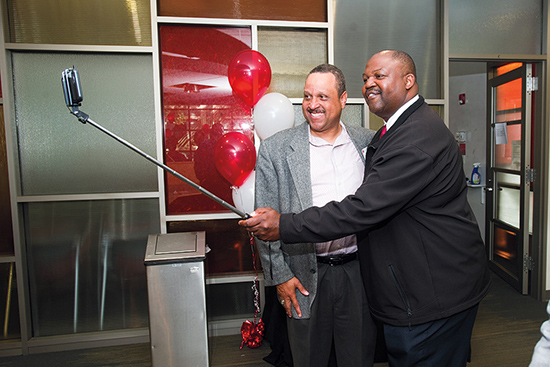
[240,234,264,349]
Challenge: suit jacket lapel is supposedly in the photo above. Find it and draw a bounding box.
[347,126,368,164]
[287,123,312,210]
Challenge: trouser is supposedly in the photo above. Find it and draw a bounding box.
[383,304,479,367]
[286,258,376,367]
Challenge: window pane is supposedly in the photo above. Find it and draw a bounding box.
[168,219,255,275]
[158,0,326,22]
[341,104,365,127]
[334,0,441,99]
[258,27,327,99]
[24,199,159,337]
[493,225,519,278]
[0,107,14,255]
[7,0,152,46]
[449,0,542,55]
[160,25,254,215]
[12,52,157,195]
[206,282,257,321]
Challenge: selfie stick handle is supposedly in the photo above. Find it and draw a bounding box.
[70,109,249,219]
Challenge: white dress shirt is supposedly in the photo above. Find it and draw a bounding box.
[309,123,363,256]
[384,94,419,131]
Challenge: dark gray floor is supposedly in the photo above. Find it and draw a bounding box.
[0,271,547,367]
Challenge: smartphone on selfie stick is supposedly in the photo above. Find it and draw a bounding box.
[61,67,248,218]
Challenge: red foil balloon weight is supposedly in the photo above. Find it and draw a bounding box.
[214,132,256,187]
[240,319,265,349]
[228,50,272,107]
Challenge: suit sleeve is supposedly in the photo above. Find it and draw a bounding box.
[279,141,435,244]
[255,141,295,286]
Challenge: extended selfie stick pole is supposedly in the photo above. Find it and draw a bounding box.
[68,108,248,218]
[62,66,248,218]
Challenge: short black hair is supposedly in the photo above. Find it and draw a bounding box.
[308,64,346,97]
[388,50,417,78]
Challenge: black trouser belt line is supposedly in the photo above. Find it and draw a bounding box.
[316,252,357,266]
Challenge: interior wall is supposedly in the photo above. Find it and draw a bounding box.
[448,62,487,240]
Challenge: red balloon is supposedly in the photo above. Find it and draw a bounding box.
[214,132,256,187]
[228,50,271,107]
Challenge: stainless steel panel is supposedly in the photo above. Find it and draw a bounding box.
[145,232,208,366]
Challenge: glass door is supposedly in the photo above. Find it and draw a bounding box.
[486,63,534,294]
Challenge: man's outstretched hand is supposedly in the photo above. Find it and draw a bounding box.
[239,207,281,241]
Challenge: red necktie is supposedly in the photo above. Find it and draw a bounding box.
[380,125,387,139]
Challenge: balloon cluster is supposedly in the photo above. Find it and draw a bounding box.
[213,49,295,214]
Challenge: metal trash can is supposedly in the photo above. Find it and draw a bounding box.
[144,231,208,367]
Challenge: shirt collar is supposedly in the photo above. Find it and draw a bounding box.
[308,121,350,147]
[384,94,419,131]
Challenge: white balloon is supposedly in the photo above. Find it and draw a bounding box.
[253,92,295,140]
[232,171,255,214]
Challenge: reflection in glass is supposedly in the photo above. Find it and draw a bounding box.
[13,52,157,195]
[495,78,522,122]
[160,25,255,215]
[7,0,152,46]
[258,27,327,99]
[493,225,519,279]
[494,77,522,170]
[24,199,159,337]
[496,63,523,76]
[494,125,522,170]
[206,282,256,321]
[0,262,20,340]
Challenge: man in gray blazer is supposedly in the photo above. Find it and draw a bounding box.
[255,64,377,366]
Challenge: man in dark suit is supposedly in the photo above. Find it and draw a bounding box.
[240,50,490,367]
[256,64,377,366]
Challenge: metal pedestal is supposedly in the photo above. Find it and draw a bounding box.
[144,232,208,367]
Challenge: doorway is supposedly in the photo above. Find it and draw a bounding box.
[449,60,545,298]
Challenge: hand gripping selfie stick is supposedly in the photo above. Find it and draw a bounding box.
[61,67,249,218]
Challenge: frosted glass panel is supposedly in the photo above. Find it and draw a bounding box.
[0,107,14,255]
[334,0,440,99]
[7,0,152,46]
[342,104,365,127]
[258,27,328,98]
[12,52,157,195]
[449,0,542,55]
[24,199,159,337]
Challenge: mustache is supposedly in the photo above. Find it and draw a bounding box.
[306,108,324,114]
[365,87,381,96]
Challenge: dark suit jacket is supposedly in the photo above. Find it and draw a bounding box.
[279,96,491,326]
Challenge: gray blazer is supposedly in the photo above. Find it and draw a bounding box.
[255,121,375,318]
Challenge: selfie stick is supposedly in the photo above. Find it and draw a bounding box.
[61,67,249,219]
